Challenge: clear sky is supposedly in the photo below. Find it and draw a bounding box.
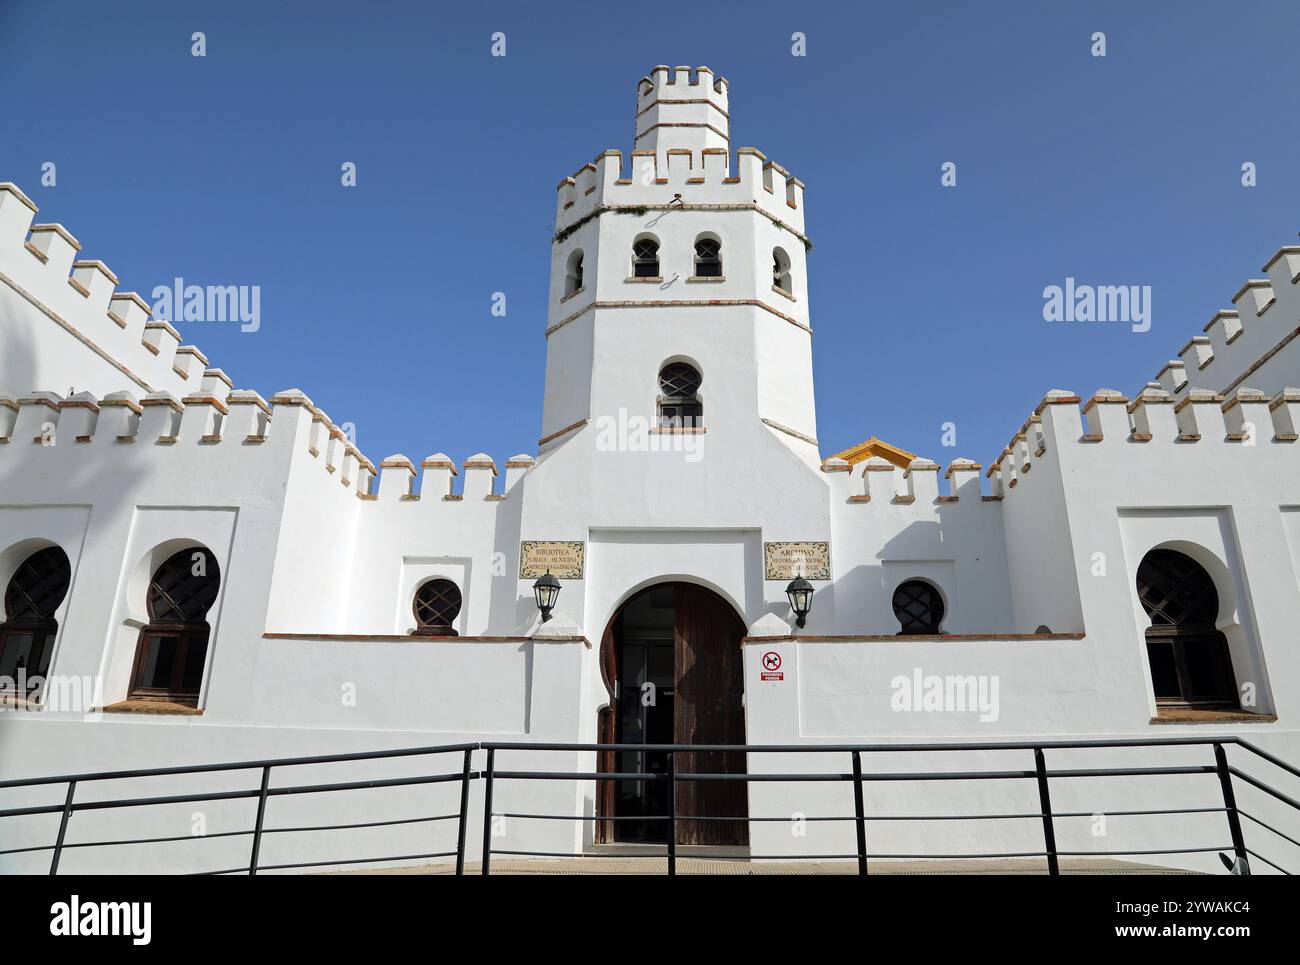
[3,1,1298,471]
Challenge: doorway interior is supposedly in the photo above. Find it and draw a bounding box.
[597,582,748,846]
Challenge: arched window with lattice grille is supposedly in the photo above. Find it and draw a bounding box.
[657,362,703,429]
[1136,549,1237,709]
[0,546,71,694]
[129,547,220,706]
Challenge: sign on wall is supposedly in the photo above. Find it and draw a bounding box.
[519,540,585,580]
[763,541,830,580]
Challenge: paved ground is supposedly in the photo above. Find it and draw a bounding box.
[353,856,1191,875]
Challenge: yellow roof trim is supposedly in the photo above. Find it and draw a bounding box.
[829,435,918,469]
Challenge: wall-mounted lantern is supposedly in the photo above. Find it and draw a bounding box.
[533,571,561,623]
[785,576,814,629]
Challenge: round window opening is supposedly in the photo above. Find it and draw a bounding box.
[414,579,462,635]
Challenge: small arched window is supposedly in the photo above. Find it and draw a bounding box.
[633,238,660,278]
[772,247,792,294]
[0,546,71,693]
[413,578,462,636]
[565,249,584,295]
[130,547,219,706]
[658,362,703,429]
[1137,549,1237,709]
[694,237,722,278]
[892,580,944,635]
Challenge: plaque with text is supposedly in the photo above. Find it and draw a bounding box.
[763,541,830,580]
[519,540,586,580]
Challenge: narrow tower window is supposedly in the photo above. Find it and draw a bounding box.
[772,247,792,293]
[413,578,462,636]
[0,546,71,694]
[694,237,722,277]
[1137,549,1237,709]
[658,362,703,429]
[565,250,584,295]
[892,580,944,635]
[633,238,660,278]
[129,547,220,706]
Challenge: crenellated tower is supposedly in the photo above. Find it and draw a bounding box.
[540,66,818,467]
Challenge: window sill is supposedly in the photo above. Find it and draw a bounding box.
[771,284,796,302]
[1150,708,1276,725]
[559,286,585,304]
[687,275,725,283]
[99,700,203,716]
[625,276,663,283]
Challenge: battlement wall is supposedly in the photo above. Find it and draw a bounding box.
[554,146,807,242]
[0,182,219,399]
[1156,246,1300,399]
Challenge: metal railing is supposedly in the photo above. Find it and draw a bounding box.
[1,735,1297,875]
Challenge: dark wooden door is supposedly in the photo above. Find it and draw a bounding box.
[673,584,748,845]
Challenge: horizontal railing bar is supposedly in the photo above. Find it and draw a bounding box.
[0,742,480,790]
[1,735,1267,797]
[1228,767,1300,811]
[1238,810,1300,849]
[264,813,461,835]
[1052,806,1227,819]
[481,736,1241,753]
[1055,846,1230,857]
[1045,765,1216,779]
[498,812,672,822]
[2,787,259,816]
[190,867,253,876]
[253,851,458,872]
[494,849,669,859]
[263,772,472,797]
[3,772,475,819]
[863,850,1048,859]
[58,828,252,851]
[1243,848,1291,875]
[0,842,55,856]
[499,770,1039,782]
[1233,739,1300,781]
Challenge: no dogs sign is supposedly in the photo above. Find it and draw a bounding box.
[760,651,784,681]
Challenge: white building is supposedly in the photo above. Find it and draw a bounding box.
[1,65,1298,874]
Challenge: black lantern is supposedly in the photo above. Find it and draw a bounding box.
[785,576,814,629]
[533,571,561,622]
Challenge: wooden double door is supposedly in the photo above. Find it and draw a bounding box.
[597,583,748,845]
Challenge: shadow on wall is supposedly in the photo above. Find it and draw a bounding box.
[0,310,154,716]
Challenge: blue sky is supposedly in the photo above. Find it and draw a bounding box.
[2,1,1298,469]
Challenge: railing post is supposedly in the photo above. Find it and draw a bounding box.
[666,750,677,877]
[1033,748,1059,876]
[852,751,868,876]
[480,747,495,876]
[1213,742,1251,875]
[455,747,473,876]
[248,765,271,876]
[49,780,77,876]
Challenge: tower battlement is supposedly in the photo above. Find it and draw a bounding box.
[554,68,806,241]
[635,65,730,160]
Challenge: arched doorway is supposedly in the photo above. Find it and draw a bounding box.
[1136,548,1238,709]
[596,582,748,846]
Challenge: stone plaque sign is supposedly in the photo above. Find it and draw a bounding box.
[763,541,830,580]
[519,540,585,580]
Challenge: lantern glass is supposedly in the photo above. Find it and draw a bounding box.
[533,572,561,620]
